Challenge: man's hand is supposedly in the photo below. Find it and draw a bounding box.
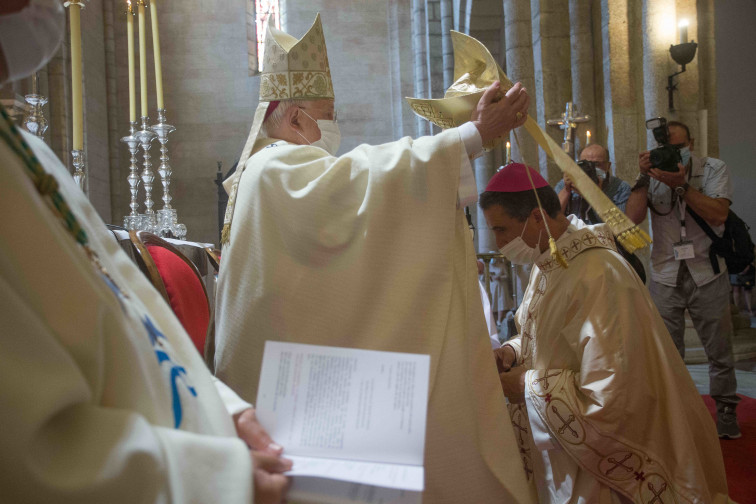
[638,151,652,175]
[234,408,284,455]
[471,81,530,144]
[494,344,517,373]
[253,453,290,504]
[499,366,527,404]
[649,162,687,189]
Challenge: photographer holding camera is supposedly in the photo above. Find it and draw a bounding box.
[625,119,740,439]
[555,143,631,224]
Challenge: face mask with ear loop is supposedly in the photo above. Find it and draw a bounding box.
[294,108,341,156]
[0,0,65,83]
[499,216,543,265]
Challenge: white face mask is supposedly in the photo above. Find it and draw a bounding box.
[0,0,65,83]
[499,217,542,265]
[296,108,341,155]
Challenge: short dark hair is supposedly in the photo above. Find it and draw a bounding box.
[667,120,691,141]
[479,185,562,221]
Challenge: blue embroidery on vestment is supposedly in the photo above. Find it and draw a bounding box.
[142,316,198,428]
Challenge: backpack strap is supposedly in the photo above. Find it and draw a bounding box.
[684,206,721,274]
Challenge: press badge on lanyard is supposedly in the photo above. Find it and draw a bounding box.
[673,200,695,260]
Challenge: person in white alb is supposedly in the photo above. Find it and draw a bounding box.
[214,14,536,504]
[0,2,289,502]
[482,163,731,503]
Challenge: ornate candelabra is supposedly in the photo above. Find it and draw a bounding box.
[23,73,48,138]
[135,115,157,232]
[152,108,186,239]
[121,120,141,230]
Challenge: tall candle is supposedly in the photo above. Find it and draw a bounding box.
[69,1,84,150]
[586,130,591,145]
[138,0,148,118]
[505,141,511,164]
[127,1,136,122]
[679,19,688,44]
[150,0,164,110]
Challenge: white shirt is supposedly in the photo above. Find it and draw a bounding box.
[647,154,732,287]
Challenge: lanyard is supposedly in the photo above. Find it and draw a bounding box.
[677,199,688,241]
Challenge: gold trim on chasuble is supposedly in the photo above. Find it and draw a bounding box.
[516,227,683,503]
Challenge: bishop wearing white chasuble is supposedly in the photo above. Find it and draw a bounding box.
[482,164,731,504]
[214,14,536,504]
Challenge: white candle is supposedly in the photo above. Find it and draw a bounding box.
[69,1,84,150]
[138,0,148,118]
[679,19,688,44]
[586,130,591,145]
[506,141,511,164]
[149,0,164,110]
[127,1,136,122]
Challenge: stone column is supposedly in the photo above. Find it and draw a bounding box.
[642,0,676,146]
[411,0,432,136]
[696,0,718,157]
[569,0,596,154]
[530,0,572,184]
[439,0,454,88]
[600,0,644,182]
[503,0,537,169]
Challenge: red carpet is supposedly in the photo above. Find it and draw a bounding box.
[702,394,756,504]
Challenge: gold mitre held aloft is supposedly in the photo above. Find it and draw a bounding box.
[406,31,651,254]
[222,14,334,245]
[406,31,506,135]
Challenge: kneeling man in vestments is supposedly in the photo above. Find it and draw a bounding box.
[482,163,731,504]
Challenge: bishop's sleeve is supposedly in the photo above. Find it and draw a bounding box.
[0,274,254,504]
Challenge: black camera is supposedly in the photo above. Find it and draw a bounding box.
[576,159,600,186]
[646,117,681,172]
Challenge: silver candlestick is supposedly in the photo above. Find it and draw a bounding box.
[151,108,185,238]
[71,149,86,191]
[121,120,141,230]
[135,115,157,232]
[23,73,48,138]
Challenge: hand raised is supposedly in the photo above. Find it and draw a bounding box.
[471,81,530,144]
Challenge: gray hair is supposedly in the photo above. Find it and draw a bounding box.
[260,98,312,137]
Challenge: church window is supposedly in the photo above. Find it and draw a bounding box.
[254,0,280,71]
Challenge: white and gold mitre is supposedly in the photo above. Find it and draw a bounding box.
[222,13,334,245]
[259,13,334,102]
[405,31,651,253]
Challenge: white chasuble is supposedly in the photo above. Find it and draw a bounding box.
[505,221,730,504]
[215,131,535,504]
[0,130,253,503]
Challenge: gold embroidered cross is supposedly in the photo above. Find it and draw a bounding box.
[605,453,634,476]
[647,482,667,504]
[551,405,579,438]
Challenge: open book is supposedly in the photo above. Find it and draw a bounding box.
[256,341,431,504]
